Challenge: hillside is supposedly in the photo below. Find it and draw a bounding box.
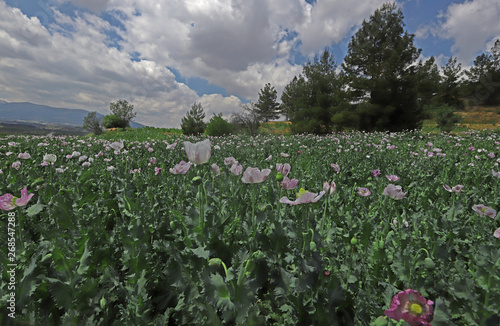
[0,101,145,129]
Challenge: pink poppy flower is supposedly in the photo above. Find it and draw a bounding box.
[265,155,273,160]
[386,175,399,182]
[0,187,34,211]
[170,161,192,175]
[155,167,161,175]
[280,189,325,205]
[183,139,211,165]
[280,152,289,157]
[276,163,291,177]
[280,177,299,190]
[472,205,497,219]
[166,142,177,149]
[384,289,433,326]
[494,227,500,239]
[224,157,237,166]
[323,181,336,195]
[443,185,463,193]
[383,184,406,200]
[331,163,340,173]
[231,163,243,175]
[12,161,21,170]
[241,167,271,184]
[211,163,220,176]
[18,152,31,159]
[492,170,500,178]
[371,169,381,177]
[357,187,371,197]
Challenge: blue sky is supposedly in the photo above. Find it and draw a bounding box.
[0,0,499,127]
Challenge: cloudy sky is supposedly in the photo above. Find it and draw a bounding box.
[0,0,499,128]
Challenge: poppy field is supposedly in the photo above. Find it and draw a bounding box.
[1,128,500,325]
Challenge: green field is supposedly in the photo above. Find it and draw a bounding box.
[1,128,499,325]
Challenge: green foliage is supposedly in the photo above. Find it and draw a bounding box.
[255,83,280,122]
[464,39,500,106]
[82,111,103,135]
[440,57,464,109]
[2,130,500,325]
[109,99,136,127]
[282,49,341,134]
[205,114,234,136]
[103,114,128,129]
[430,104,462,132]
[231,103,261,136]
[342,2,422,131]
[181,102,206,135]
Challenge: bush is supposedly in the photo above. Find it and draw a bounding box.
[103,114,128,129]
[181,102,206,135]
[82,111,103,135]
[205,114,234,136]
[433,104,462,132]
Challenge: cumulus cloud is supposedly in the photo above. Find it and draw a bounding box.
[0,1,197,127]
[420,0,500,64]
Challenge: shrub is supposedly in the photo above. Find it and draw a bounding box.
[181,102,206,135]
[82,111,103,135]
[103,114,128,129]
[205,114,234,136]
[433,104,462,132]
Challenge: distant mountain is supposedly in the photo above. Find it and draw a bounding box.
[0,101,146,128]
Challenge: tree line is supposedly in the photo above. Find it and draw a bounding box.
[86,3,500,136]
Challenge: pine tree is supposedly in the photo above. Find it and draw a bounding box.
[181,102,206,135]
[255,83,280,122]
[342,2,422,131]
[281,49,341,134]
[440,57,463,109]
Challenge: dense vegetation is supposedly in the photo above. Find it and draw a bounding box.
[1,128,499,325]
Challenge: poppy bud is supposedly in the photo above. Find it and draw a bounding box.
[276,172,284,182]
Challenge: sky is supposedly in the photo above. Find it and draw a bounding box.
[0,0,499,128]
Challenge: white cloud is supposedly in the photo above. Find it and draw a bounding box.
[434,0,500,64]
[0,1,197,128]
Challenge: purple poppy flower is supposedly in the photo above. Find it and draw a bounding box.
[386,175,399,182]
[443,184,464,193]
[357,187,371,197]
[280,177,299,190]
[18,152,31,159]
[492,170,500,178]
[331,163,340,174]
[472,205,497,219]
[241,167,271,184]
[231,163,243,175]
[280,189,325,205]
[169,161,192,175]
[0,187,34,211]
[211,163,220,176]
[371,169,381,177]
[384,289,433,326]
[383,184,406,200]
[276,163,291,177]
[224,157,237,166]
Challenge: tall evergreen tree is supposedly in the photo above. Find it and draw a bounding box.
[465,39,500,105]
[342,2,422,131]
[255,83,280,122]
[281,49,341,134]
[414,56,441,108]
[440,57,463,109]
[181,102,206,135]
